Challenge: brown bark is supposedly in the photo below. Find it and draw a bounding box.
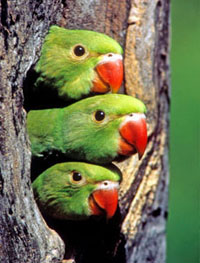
[0,1,65,262]
[119,1,170,261]
[0,0,170,262]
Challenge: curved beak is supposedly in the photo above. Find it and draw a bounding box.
[89,181,119,219]
[92,53,123,94]
[119,113,148,159]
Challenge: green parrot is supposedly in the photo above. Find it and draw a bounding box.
[27,94,148,164]
[32,162,122,220]
[34,25,123,101]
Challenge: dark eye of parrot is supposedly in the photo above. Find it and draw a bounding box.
[72,171,82,181]
[94,110,105,122]
[74,45,85,56]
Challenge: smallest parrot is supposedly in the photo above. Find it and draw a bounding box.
[32,162,122,220]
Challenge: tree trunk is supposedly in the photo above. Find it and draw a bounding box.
[0,1,65,262]
[0,0,170,263]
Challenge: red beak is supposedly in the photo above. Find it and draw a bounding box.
[92,53,123,94]
[119,113,148,159]
[89,187,118,219]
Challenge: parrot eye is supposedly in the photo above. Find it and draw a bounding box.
[73,45,86,57]
[72,171,82,181]
[70,171,86,185]
[94,110,105,122]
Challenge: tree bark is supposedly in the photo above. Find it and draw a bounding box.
[0,1,65,262]
[0,0,170,263]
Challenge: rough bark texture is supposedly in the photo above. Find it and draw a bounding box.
[0,0,170,263]
[0,1,65,262]
[119,1,170,262]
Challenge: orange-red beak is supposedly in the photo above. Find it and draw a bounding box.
[119,113,148,159]
[92,53,123,94]
[89,182,118,219]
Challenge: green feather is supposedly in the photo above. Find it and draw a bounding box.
[27,94,146,163]
[32,162,121,220]
[35,25,123,100]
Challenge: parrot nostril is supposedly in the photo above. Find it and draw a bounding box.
[108,53,113,57]
[104,181,108,186]
[129,113,134,117]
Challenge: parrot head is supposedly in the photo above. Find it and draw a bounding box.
[32,162,122,220]
[27,94,148,164]
[62,94,148,163]
[35,25,123,100]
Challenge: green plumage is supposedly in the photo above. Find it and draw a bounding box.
[27,94,146,164]
[32,162,121,220]
[35,25,123,100]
